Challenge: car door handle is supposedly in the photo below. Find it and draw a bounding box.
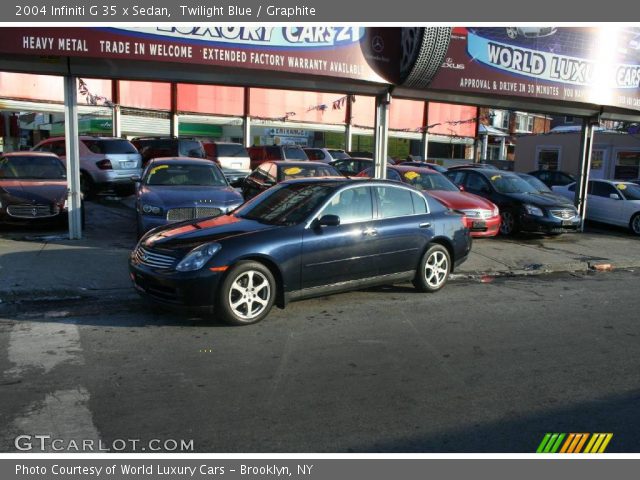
[419,222,431,228]
[362,227,378,236]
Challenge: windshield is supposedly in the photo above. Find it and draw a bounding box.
[235,183,336,226]
[0,155,66,179]
[520,174,551,192]
[619,183,640,200]
[280,164,340,181]
[283,147,308,160]
[399,170,459,192]
[179,140,206,158]
[215,144,248,157]
[84,139,138,154]
[489,173,539,194]
[144,164,227,186]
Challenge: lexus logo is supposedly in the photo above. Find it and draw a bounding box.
[372,36,384,53]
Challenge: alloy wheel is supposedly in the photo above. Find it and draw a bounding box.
[632,215,640,235]
[425,250,448,289]
[228,270,271,320]
[500,211,515,235]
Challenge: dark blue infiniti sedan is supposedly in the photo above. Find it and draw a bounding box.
[129,177,472,325]
[135,158,244,237]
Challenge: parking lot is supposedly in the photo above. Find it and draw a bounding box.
[1,198,640,452]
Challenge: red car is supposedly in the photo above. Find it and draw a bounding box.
[357,165,501,237]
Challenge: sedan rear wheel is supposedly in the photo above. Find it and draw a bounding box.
[218,261,276,325]
[413,244,450,293]
[630,213,640,236]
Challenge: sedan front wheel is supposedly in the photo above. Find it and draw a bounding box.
[218,261,276,325]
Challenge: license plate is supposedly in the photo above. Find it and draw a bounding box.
[231,162,242,168]
[120,161,137,168]
[472,220,486,229]
[562,219,573,226]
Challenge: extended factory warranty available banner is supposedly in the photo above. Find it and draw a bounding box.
[0,26,401,84]
[428,27,640,111]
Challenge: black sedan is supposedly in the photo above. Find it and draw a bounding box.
[445,168,581,235]
[241,161,340,200]
[130,178,472,325]
[0,152,70,226]
[528,170,575,188]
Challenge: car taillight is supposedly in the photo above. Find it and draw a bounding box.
[96,159,112,170]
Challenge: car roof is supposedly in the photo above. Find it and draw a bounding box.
[146,157,216,166]
[44,136,128,141]
[450,167,514,176]
[279,176,420,190]
[270,161,331,168]
[391,165,440,174]
[2,151,60,158]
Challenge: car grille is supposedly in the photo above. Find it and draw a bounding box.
[133,246,176,270]
[7,204,60,218]
[166,207,222,222]
[550,208,577,220]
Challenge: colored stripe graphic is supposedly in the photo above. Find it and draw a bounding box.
[539,433,613,453]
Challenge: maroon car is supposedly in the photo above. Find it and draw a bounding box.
[0,152,70,225]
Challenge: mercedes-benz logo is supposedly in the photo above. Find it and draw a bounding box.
[372,36,384,53]
[31,208,38,217]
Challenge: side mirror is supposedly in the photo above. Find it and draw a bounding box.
[458,185,465,191]
[316,214,340,227]
[609,193,620,200]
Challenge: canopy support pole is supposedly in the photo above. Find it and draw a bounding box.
[63,75,82,240]
[169,82,178,137]
[243,87,251,148]
[421,101,429,160]
[111,80,121,138]
[575,116,597,231]
[373,91,391,179]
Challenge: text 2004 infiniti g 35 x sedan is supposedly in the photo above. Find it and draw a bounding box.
[129,178,472,325]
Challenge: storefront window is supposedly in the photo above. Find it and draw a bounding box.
[537,149,560,170]
[590,150,604,170]
[614,151,640,179]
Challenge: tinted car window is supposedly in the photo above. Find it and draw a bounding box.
[465,172,491,192]
[376,186,415,218]
[446,170,466,185]
[328,150,350,160]
[279,164,339,181]
[568,183,576,192]
[411,192,428,214]
[321,186,373,223]
[555,172,575,185]
[304,149,325,160]
[179,140,206,158]
[0,155,66,179]
[83,139,138,154]
[591,181,617,197]
[215,144,248,157]
[283,147,308,161]
[145,164,227,186]
[236,183,336,226]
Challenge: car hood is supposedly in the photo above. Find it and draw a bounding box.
[0,180,67,204]
[505,191,575,208]
[142,214,277,250]
[139,185,243,208]
[427,190,496,211]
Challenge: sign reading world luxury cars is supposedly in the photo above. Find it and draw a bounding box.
[428,27,640,111]
[1,26,402,83]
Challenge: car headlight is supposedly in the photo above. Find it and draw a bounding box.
[524,204,544,216]
[175,243,221,272]
[142,204,163,216]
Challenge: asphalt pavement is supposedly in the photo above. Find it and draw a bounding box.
[1,269,639,452]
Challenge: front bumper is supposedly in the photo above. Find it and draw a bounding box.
[129,259,224,308]
[465,215,501,238]
[519,212,581,233]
